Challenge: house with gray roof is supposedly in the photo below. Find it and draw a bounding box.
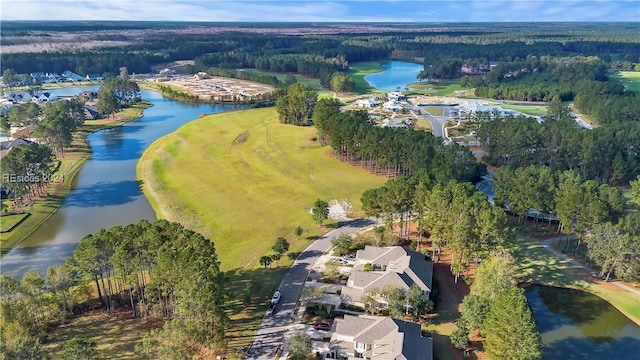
[341,246,432,308]
[329,314,432,359]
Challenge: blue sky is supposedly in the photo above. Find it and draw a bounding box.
[2,0,639,22]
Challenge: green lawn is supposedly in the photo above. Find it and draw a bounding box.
[0,102,152,253]
[347,61,385,94]
[516,236,640,324]
[405,80,461,96]
[138,106,387,356]
[414,119,433,132]
[0,213,30,233]
[422,107,445,116]
[610,71,640,92]
[495,102,548,116]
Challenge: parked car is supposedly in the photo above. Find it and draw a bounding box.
[266,302,276,315]
[271,290,282,304]
[313,322,331,331]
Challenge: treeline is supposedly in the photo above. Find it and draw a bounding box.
[0,219,230,358]
[452,255,542,359]
[469,56,639,123]
[0,143,55,212]
[361,175,514,283]
[494,165,640,282]
[203,67,284,87]
[312,99,486,182]
[5,23,638,80]
[476,110,640,184]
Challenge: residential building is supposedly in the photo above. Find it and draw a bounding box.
[0,137,35,159]
[383,101,403,113]
[31,92,56,103]
[341,246,432,308]
[458,102,518,117]
[356,98,380,108]
[387,92,406,101]
[329,314,433,359]
[86,74,103,81]
[61,70,85,82]
[83,105,100,120]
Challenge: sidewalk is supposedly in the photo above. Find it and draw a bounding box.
[542,236,640,296]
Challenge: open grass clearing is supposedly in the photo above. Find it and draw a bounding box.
[0,102,151,253]
[610,71,640,92]
[138,106,386,356]
[422,106,445,116]
[414,118,433,132]
[138,106,386,271]
[406,80,461,96]
[347,61,385,94]
[0,213,30,233]
[494,102,548,116]
[516,235,640,324]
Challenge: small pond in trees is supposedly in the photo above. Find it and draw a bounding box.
[1,87,245,278]
[363,60,424,92]
[523,284,640,359]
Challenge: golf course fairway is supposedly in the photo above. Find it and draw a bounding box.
[137,107,386,271]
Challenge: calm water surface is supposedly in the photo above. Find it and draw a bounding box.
[1,87,244,277]
[524,285,640,359]
[363,60,424,92]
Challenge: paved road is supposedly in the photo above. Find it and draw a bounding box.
[410,106,453,138]
[243,218,375,360]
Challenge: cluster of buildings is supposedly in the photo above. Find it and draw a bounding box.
[308,245,434,359]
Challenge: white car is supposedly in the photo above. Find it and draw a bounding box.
[271,290,282,304]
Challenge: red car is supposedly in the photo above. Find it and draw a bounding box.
[313,323,331,331]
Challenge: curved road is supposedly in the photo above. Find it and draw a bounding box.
[243,218,375,359]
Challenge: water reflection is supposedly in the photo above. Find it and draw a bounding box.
[524,285,640,359]
[1,87,245,278]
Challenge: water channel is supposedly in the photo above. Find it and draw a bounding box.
[524,284,640,359]
[363,60,424,92]
[1,87,244,277]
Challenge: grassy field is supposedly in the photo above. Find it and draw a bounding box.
[610,71,640,92]
[414,119,433,132]
[422,107,445,116]
[0,213,30,233]
[494,101,548,116]
[347,61,385,94]
[405,80,461,96]
[0,102,152,253]
[516,236,640,324]
[138,106,386,356]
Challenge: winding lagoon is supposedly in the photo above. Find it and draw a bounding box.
[524,285,640,359]
[1,87,244,277]
[363,60,424,91]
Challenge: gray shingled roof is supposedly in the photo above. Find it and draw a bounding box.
[345,246,433,305]
[332,315,433,360]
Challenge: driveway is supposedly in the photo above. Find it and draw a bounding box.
[243,218,375,359]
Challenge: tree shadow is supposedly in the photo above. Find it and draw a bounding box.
[64,180,142,207]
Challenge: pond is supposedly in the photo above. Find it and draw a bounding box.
[1,87,245,278]
[524,284,640,359]
[363,60,424,92]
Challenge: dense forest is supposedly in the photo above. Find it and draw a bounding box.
[2,22,638,80]
[476,103,640,184]
[0,220,230,358]
[307,98,486,183]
